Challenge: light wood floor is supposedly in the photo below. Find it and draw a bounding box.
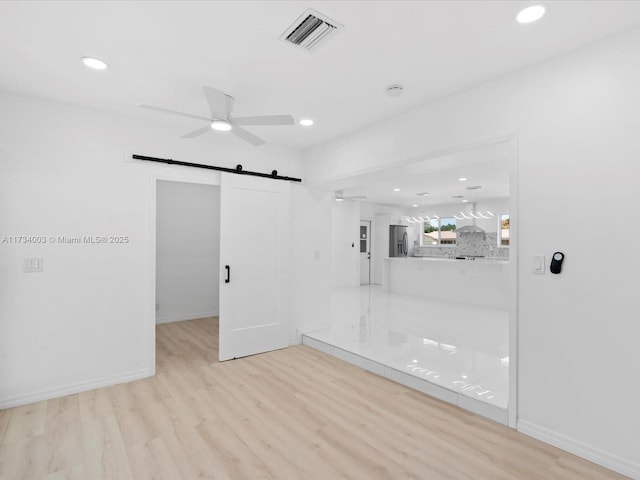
[0,317,627,480]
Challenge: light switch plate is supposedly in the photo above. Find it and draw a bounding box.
[23,257,43,273]
[533,255,545,274]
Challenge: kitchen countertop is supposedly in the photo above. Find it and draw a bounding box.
[386,256,509,264]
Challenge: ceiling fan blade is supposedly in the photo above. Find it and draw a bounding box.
[225,95,235,118]
[231,126,265,146]
[137,103,211,122]
[202,87,228,120]
[231,115,294,126]
[181,125,211,138]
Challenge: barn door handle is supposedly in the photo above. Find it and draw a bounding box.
[225,265,231,284]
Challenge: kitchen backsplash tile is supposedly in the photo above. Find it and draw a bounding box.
[414,232,509,259]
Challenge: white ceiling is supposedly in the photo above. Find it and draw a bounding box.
[1,1,640,150]
[331,140,511,209]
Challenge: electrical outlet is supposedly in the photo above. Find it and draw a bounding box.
[23,257,43,273]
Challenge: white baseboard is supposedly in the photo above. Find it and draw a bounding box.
[517,419,640,479]
[156,311,218,324]
[293,326,323,345]
[0,368,153,410]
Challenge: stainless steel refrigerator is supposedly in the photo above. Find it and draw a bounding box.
[389,225,408,257]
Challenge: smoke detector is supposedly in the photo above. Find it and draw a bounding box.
[280,9,343,51]
[386,85,404,97]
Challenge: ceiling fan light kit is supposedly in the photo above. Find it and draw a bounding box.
[138,86,294,146]
[211,120,232,131]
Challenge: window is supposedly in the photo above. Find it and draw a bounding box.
[360,225,367,253]
[424,217,456,245]
[500,213,510,246]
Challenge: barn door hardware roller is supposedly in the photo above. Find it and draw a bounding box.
[132,154,302,183]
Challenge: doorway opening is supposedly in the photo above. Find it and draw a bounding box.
[306,136,518,427]
[150,171,292,367]
[155,179,221,364]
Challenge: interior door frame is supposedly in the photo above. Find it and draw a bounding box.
[147,168,221,375]
[319,133,519,428]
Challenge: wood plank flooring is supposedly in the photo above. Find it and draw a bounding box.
[0,317,628,479]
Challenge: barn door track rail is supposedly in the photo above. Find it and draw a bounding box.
[132,154,302,183]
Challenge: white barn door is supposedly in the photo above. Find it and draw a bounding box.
[219,173,290,361]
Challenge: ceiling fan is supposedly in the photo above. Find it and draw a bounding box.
[334,190,367,202]
[137,86,294,146]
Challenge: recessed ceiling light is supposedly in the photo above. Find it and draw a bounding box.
[516,5,546,24]
[393,188,401,192]
[416,192,430,197]
[211,120,232,132]
[335,198,343,202]
[299,119,314,126]
[458,177,467,182]
[462,199,469,203]
[81,56,108,70]
[412,204,418,208]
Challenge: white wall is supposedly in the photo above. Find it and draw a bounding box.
[372,214,390,285]
[330,200,360,287]
[303,28,640,477]
[290,185,332,338]
[360,201,411,220]
[156,181,220,324]
[0,91,303,408]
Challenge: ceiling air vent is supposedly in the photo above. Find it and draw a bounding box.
[280,9,343,51]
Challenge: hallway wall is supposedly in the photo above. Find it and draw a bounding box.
[330,200,360,288]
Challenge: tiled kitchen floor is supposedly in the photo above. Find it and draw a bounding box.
[303,285,509,412]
